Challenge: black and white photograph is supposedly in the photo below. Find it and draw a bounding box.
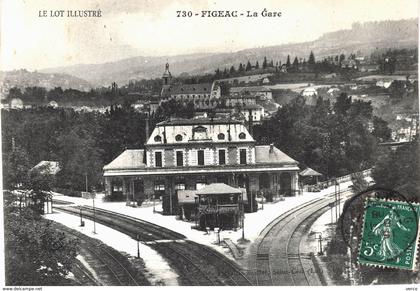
[0,0,419,288]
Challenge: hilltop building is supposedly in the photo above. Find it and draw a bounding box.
[103,117,300,215]
[160,63,221,107]
[229,86,273,101]
[157,64,266,123]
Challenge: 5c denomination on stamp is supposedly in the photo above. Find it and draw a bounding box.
[358,198,420,270]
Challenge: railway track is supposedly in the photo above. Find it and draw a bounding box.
[252,189,353,286]
[71,260,100,286]
[58,225,144,286]
[54,204,252,286]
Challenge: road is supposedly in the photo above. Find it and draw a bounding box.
[246,188,353,286]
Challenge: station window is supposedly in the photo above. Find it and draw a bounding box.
[217,133,225,140]
[197,150,205,166]
[175,183,185,190]
[239,132,246,139]
[112,185,123,192]
[219,149,226,165]
[176,151,184,167]
[239,149,247,165]
[155,151,162,167]
[175,134,183,142]
[154,135,162,142]
[154,183,165,191]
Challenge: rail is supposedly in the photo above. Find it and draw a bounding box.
[319,168,371,188]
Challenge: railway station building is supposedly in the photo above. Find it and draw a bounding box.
[103,117,300,215]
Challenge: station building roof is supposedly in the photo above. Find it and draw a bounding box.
[254,145,298,165]
[103,149,145,171]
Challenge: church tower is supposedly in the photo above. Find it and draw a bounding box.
[162,63,172,86]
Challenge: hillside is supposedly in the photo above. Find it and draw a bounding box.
[0,69,92,92]
[39,18,418,88]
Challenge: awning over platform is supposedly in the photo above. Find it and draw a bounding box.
[196,183,242,195]
[299,167,322,177]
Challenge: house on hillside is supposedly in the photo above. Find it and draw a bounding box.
[302,87,317,97]
[230,86,273,101]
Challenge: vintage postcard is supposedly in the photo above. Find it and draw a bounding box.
[0,0,419,289]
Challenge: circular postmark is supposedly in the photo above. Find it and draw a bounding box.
[339,187,419,269]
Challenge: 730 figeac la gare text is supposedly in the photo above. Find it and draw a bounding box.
[177,9,282,18]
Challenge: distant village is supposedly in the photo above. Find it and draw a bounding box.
[2,48,418,143]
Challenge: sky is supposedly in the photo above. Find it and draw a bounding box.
[0,0,418,71]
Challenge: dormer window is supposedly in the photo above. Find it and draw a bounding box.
[175,134,183,142]
[239,132,246,139]
[217,133,225,140]
[193,125,208,140]
[154,135,162,142]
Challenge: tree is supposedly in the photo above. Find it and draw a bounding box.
[7,87,23,100]
[55,129,103,192]
[245,61,252,71]
[292,57,299,71]
[238,63,244,72]
[254,93,379,179]
[262,56,268,69]
[255,61,260,69]
[350,171,369,193]
[223,67,228,77]
[3,145,31,190]
[219,82,230,97]
[388,80,406,99]
[286,55,291,68]
[229,65,236,74]
[4,207,78,285]
[308,51,315,65]
[372,138,419,200]
[372,116,392,142]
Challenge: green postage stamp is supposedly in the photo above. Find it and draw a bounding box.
[358,198,420,270]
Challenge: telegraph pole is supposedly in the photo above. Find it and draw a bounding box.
[240,191,245,240]
[85,172,88,192]
[337,182,341,216]
[334,179,338,222]
[136,234,140,258]
[79,206,84,227]
[92,194,97,234]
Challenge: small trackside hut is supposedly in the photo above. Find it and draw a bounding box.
[195,183,246,230]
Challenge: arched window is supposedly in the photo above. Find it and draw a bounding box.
[154,135,162,142]
[175,134,183,142]
[217,133,225,140]
[239,132,246,139]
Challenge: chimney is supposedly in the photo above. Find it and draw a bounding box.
[248,108,253,135]
[145,114,150,141]
[269,143,274,154]
[163,125,167,144]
